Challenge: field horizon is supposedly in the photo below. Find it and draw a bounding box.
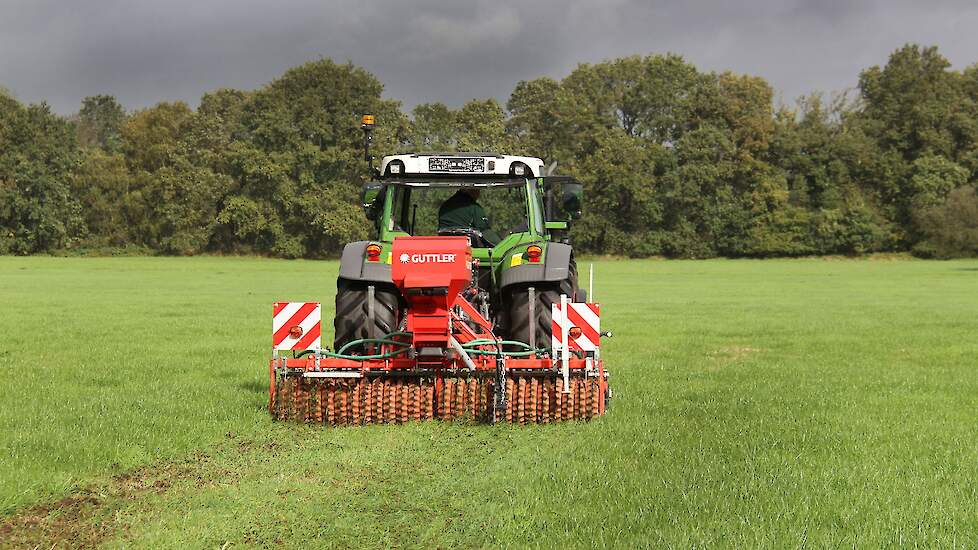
[1,255,977,547]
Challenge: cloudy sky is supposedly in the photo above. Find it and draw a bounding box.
[2,0,978,115]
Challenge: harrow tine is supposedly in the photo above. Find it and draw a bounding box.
[468,379,478,420]
[533,378,542,423]
[399,381,409,423]
[505,379,515,423]
[591,379,600,418]
[423,381,434,420]
[351,381,360,425]
[455,378,466,420]
[410,383,419,421]
[374,379,383,423]
[517,378,526,425]
[315,382,324,424]
[386,381,394,423]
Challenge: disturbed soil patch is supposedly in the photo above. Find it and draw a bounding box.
[0,494,106,549]
[0,447,236,549]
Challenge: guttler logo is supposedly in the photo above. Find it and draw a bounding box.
[399,253,457,264]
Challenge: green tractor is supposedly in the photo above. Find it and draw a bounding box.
[334,119,586,353]
[265,118,609,425]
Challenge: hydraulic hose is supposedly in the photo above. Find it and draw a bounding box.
[461,339,536,350]
[336,338,411,356]
[294,347,410,360]
[295,337,412,360]
[464,348,545,357]
[294,334,557,360]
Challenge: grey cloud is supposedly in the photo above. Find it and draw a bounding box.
[1,0,977,115]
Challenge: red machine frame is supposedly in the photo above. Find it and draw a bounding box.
[269,236,608,423]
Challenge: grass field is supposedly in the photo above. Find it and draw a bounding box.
[1,256,977,547]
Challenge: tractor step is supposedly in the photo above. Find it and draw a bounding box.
[270,374,605,425]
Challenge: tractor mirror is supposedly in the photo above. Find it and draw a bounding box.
[542,177,582,221]
[361,181,384,221]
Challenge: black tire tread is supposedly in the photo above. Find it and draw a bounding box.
[333,278,400,351]
[505,259,578,349]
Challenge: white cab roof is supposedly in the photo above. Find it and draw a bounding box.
[379,153,545,178]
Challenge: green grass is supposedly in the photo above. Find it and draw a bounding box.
[1,256,977,547]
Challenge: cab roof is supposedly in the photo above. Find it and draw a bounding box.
[379,153,545,180]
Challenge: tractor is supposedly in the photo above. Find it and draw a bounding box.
[268,116,609,424]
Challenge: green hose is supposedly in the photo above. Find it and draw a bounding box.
[295,348,408,361]
[463,348,546,357]
[336,338,412,356]
[327,348,410,360]
[295,336,411,360]
[461,339,536,350]
[295,333,551,360]
[296,346,410,360]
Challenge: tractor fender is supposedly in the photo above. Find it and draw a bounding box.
[499,242,573,290]
[338,241,392,283]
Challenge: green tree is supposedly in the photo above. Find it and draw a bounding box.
[859,45,961,161]
[561,55,704,145]
[506,78,564,161]
[455,99,511,153]
[407,103,456,151]
[75,95,127,152]
[914,186,978,257]
[218,59,407,257]
[909,154,969,209]
[769,91,896,255]
[573,129,665,256]
[71,149,133,247]
[151,159,232,255]
[0,95,85,253]
[855,44,976,243]
[118,102,194,248]
[121,102,193,173]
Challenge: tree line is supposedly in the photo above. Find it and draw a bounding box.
[1,44,977,258]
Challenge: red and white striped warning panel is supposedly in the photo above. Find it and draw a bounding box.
[273,302,321,351]
[552,302,601,352]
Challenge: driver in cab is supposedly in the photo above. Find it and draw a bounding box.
[438,188,501,246]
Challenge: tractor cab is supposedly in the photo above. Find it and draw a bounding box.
[360,153,582,273]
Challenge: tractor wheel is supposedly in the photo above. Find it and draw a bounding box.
[333,278,400,352]
[505,260,578,350]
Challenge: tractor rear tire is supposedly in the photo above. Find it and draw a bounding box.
[333,278,400,352]
[505,260,578,350]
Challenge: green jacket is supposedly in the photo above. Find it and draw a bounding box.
[438,191,500,244]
